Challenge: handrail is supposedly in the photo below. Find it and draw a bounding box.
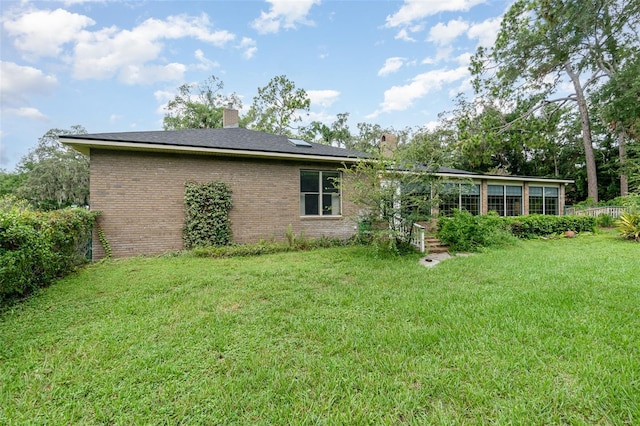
[411,222,426,253]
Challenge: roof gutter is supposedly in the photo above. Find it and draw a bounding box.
[60,138,365,164]
[386,169,573,184]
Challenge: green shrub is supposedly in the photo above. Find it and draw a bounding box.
[507,215,596,238]
[183,181,232,249]
[620,194,640,212]
[1,200,98,302]
[596,213,615,228]
[437,210,516,252]
[616,211,640,242]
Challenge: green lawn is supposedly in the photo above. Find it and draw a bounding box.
[1,233,639,424]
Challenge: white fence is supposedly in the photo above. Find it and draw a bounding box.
[565,206,626,218]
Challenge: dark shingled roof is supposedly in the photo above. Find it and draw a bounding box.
[62,128,371,160]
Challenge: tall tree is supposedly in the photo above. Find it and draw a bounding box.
[298,121,333,145]
[449,96,578,178]
[350,122,396,155]
[299,113,353,148]
[471,0,640,202]
[0,169,26,198]
[592,53,640,195]
[397,124,456,169]
[17,126,89,210]
[163,75,241,130]
[246,75,310,136]
[329,113,352,149]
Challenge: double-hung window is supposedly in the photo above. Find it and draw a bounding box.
[529,186,559,215]
[300,170,341,216]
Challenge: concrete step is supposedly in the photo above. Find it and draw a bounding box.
[424,236,449,254]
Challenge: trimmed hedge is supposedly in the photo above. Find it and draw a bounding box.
[506,214,596,239]
[1,201,98,302]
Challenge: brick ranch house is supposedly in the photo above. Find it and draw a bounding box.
[61,111,573,259]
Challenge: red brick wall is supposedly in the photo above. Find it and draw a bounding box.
[90,149,359,259]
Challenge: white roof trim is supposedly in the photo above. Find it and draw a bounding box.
[433,172,573,184]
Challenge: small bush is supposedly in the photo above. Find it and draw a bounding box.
[620,194,640,212]
[1,200,98,302]
[437,210,516,252]
[596,213,615,228]
[616,211,640,242]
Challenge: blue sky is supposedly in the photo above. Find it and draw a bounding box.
[1,0,510,171]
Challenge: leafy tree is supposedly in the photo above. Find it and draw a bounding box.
[398,125,457,169]
[299,113,353,148]
[163,75,242,130]
[329,113,352,149]
[299,120,332,145]
[0,169,26,198]
[350,122,395,155]
[452,97,578,178]
[471,0,640,202]
[341,152,436,253]
[592,53,640,195]
[16,126,89,210]
[246,75,310,136]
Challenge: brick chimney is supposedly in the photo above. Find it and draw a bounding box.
[380,133,397,158]
[223,104,239,128]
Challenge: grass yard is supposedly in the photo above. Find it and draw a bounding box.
[1,232,639,424]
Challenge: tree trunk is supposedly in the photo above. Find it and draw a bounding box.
[565,63,599,202]
[618,130,629,196]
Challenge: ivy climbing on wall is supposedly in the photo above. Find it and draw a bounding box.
[183,181,232,249]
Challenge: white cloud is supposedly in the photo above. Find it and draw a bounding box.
[0,136,7,168]
[154,89,176,114]
[305,110,334,125]
[394,23,426,42]
[63,0,103,5]
[455,52,472,66]
[378,57,406,76]
[423,120,440,131]
[238,37,257,59]
[428,19,469,45]
[119,63,187,85]
[4,8,237,85]
[194,49,220,70]
[251,0,321,34]
[4,107,48,121]
[307,90,340,107]
[71,14,233,83]
[372,66,469,115]
[0,61,58,106]
[435,46,454,62]
[395,28,415,42]
[2,8,95,57]
[467,16,502,47]
[385,0,485,28]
